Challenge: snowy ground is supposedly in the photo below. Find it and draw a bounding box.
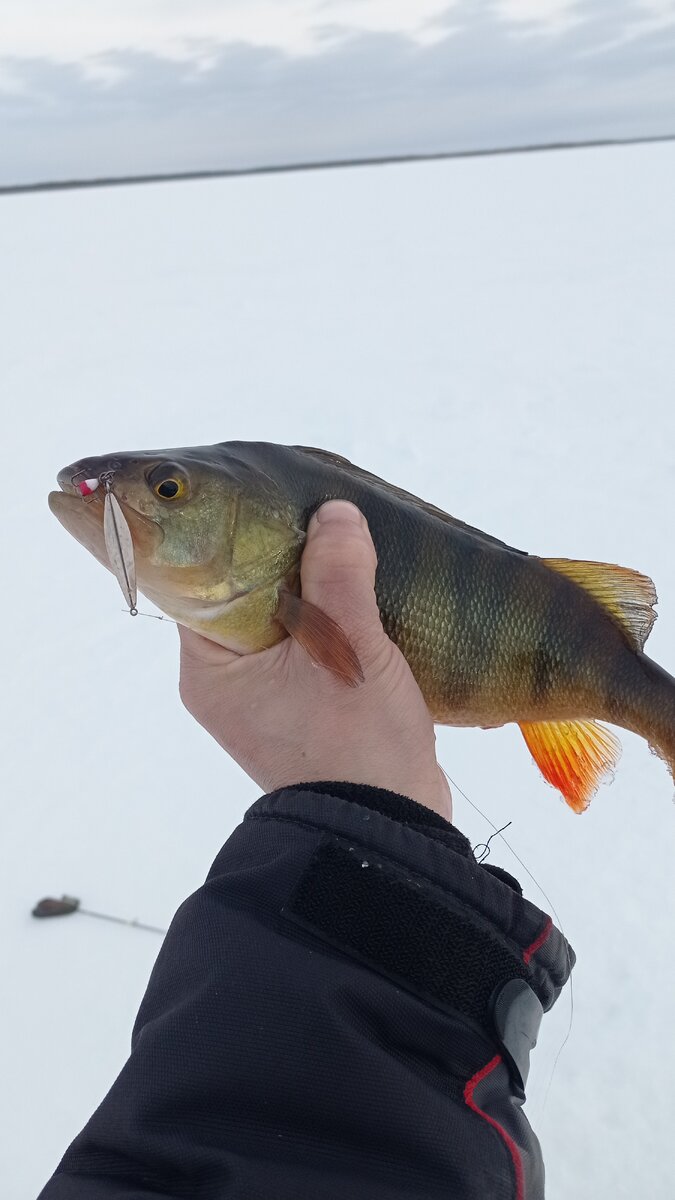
[1,141,674,1199]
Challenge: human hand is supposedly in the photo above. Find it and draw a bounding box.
[178,500,452,819]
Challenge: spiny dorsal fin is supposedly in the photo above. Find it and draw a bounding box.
[292,445,527,556]
[542,558,657,650]
[519,718,622,813]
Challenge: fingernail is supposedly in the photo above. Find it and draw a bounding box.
[314,500,363,526]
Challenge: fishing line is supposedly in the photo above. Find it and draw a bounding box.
[32,894,167,934]
[473,820,512,864]
[440,763,574,1114]
[77,906,167,935]
[120,609,176,623]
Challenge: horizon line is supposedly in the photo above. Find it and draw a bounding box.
[2,131,674,197]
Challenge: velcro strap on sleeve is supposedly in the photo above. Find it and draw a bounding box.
[284,835,529,1035]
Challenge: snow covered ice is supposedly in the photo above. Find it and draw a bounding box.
[1,140,674,1199]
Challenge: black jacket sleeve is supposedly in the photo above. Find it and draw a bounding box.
[38,783,574,1200]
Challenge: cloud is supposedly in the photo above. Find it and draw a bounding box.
[1,0,674,186]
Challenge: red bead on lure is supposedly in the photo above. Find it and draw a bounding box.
[77,478,100,497]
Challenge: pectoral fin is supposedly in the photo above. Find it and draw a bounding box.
[519,718,621,813]
[276,592,364,687]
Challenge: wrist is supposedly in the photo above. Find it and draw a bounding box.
[258,760,451,821]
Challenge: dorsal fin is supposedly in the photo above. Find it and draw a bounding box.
[542,558,657,650]
[292,445,527,556]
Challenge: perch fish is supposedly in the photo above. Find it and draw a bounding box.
[49,441,675,813]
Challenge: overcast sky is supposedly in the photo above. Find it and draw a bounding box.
[1,0,675,185]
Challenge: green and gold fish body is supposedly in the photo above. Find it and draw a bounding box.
[49,441,675,812]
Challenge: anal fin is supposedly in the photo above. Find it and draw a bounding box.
[277,592,364,687]
[519,718,621,813]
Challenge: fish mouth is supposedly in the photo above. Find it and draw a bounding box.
[55,460,124,496]
[56,466,92,494]
[49,469,164,568]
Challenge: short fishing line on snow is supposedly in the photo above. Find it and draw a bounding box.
[440,762,574,1114]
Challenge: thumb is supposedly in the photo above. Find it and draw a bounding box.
[300,500,383,642]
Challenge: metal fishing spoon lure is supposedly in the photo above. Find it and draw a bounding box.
[100,476,138,615]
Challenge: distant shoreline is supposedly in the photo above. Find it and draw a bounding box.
[2,131,673,197]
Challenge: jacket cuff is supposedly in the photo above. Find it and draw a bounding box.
[291,779,523,891]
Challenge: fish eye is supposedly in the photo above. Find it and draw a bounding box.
[146,464,189,501]
[154,477,184,500]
